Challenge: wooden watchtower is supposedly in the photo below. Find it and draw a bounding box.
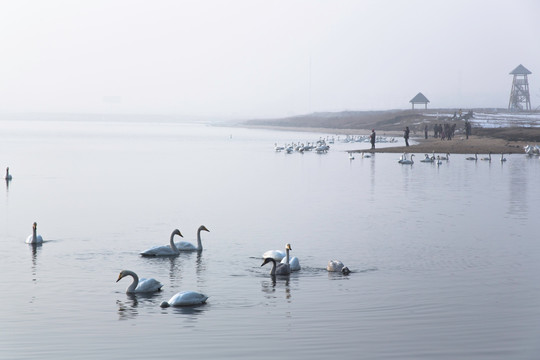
[508,64,532,111]
[409,92,429,110]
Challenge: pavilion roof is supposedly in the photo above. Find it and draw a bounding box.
[409,92,430,103]
[510,64,531,75]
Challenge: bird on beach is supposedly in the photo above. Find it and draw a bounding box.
[174,225,210,251]
[26,222,43,244]
[140,229,183,257]
[116,270,163,294]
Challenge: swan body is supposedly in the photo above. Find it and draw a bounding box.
[281,255,300,271]
[466,153,478,161]
[175,225,209,251]
[361,152,371,158]
[160,291,208,307]
[140,229,183,257]
[480,152,492,161]
[399,154,414,164]
[348,152,355,160]
[26,222,43,244]
[420,154,434,163]
[500,153,507,162]
[262,249,286,261]
[327,260,350,274]
[5,167,12,180]
[116,270,163,294]
[439,153,450,160]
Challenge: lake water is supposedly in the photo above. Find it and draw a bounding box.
[1,116,539,359]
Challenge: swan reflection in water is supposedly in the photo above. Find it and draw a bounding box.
[116,292,162,321]
[261,275,292,300]
[29,243,43,282]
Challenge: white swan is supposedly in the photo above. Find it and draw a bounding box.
[160,291,208,307]
[116,270,163,294]
[262,249,286,261]
[420,154,434,163]
[262,244,292,275]
[26,222,43,244]
[5,167,12,180]
[439,153,450,160]
[280,246,300,271]
[140,229,183,257]
[361,152,371,158]
[327,260,350,274]
[465,153,478,161]
[348,152,355,160]
[399,154,414,164]
[175,225,209,251]
[500,153,507,162]
[480,152,492,161]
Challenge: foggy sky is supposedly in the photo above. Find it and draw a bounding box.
[0,0,539,119]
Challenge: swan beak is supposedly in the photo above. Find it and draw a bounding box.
[116,273,124,282]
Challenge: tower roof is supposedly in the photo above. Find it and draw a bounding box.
[510,64,531,75]
[409,92,430,103]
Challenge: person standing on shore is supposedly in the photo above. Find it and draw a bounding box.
[370,129,376,149]
[404,126,410,146]
[424,125,428,139]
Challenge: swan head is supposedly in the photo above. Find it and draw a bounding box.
[341,267,351,275]
[199,225,210,233]
[33,222,38,231]
[172,229,183,238]
[261,257,276,267]
[160,301,170,308]
[286,243,292,251]
[116,270,131,283]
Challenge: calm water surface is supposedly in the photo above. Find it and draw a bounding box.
[0,116,539,359]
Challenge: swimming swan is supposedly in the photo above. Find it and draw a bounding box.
[262,244,292,275]
[399,154,414,164]
[327,260,350,274]
[281,250,300,271]
[480,152,492,161]
[140,229,183,257]
[500,153,507,162]
[261,257,291,275]
[465,153,478,161]
[160,291,208,307]
[26,222,43,244]
[116,270,163,294]
[175,225,210,251]
[5,167,12,180]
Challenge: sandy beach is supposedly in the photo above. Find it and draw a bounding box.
[240,109,540,154]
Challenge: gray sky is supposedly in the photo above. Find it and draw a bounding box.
[0,0,538,119]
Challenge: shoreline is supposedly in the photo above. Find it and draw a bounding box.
[239,124,529,154]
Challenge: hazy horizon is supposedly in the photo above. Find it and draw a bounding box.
[1,1,538,119]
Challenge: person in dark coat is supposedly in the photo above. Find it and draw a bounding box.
[370,129,376,149]
[404,126,410,146]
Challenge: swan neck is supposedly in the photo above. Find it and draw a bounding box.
[197,229,203,250]
[126,271,139,293]
[170,231,179,252]
[285,248,290,265]
[270,259,276,275]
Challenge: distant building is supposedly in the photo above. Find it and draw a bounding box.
[508,64,532,111]
[409,92,430,110]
